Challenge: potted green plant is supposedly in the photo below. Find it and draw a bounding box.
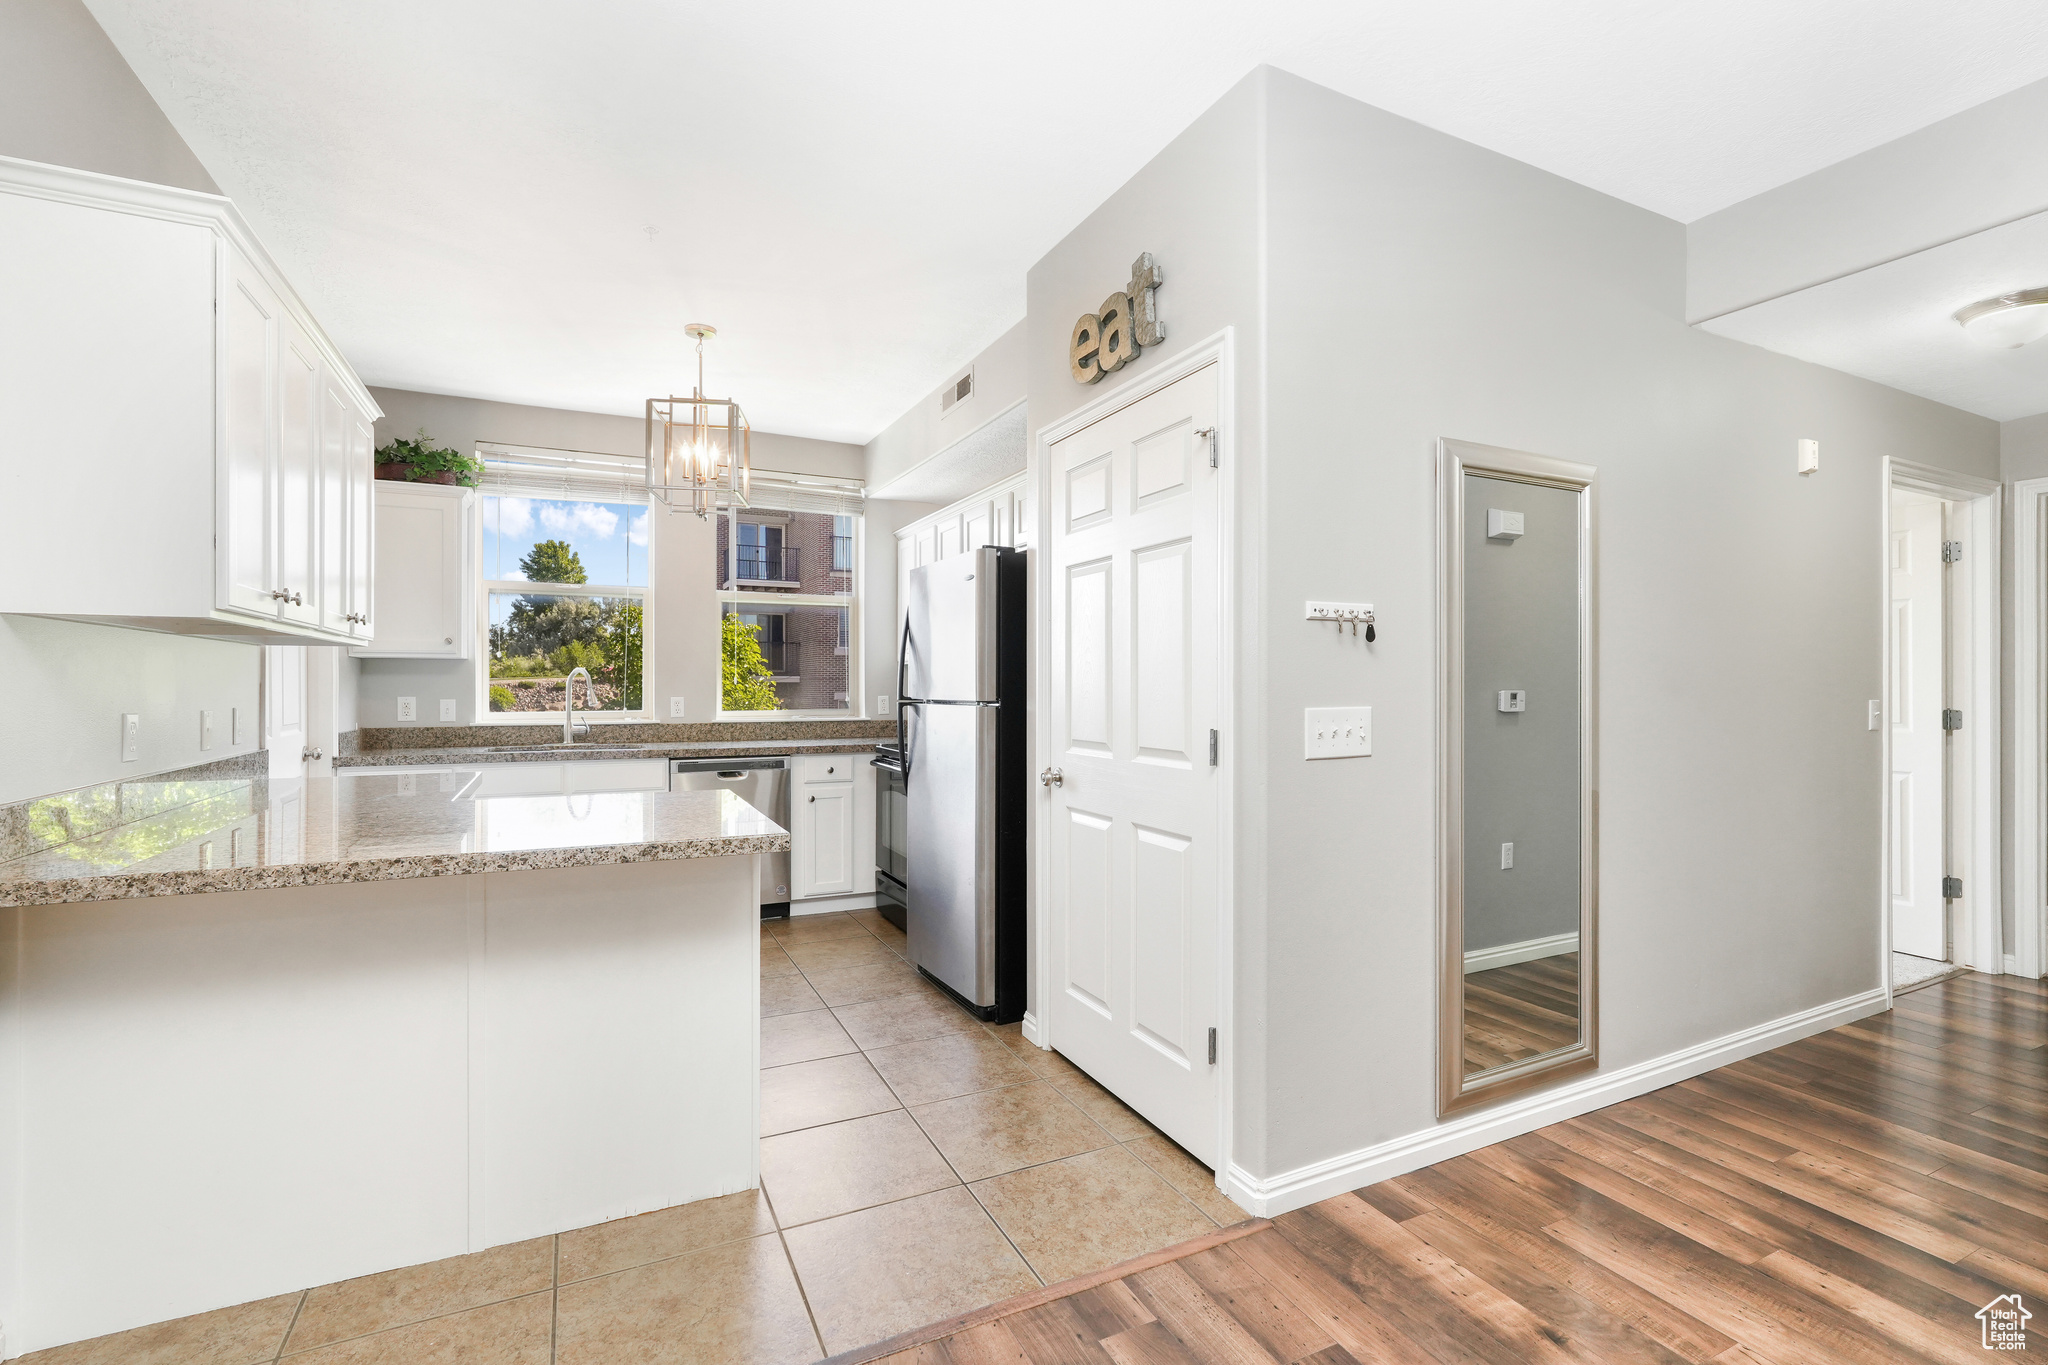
[373,430,484,486]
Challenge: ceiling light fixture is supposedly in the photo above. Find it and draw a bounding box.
[1954,288,2048,349]
[647,323,751,518]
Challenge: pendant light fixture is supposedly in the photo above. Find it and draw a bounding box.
[646,323,751,517]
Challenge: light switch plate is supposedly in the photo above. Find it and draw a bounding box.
[438,699,456,722]
[1304,706,1372,759]
[121,713,140,762]
[201,709,216,750]
[670,696,687,718]
[1867,700,1882,731]
[231,707,246,746]
[1501,842,1515,870]
[1798,438,1820,475]
[396,696,417,722]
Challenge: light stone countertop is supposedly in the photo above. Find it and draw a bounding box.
[334,737,882,768]
[0,769,788,908]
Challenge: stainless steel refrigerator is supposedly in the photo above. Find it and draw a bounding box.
[900,545,1026,1023]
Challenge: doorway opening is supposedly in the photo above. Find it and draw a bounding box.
[1884,463,2000,995]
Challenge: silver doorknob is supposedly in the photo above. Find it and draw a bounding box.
[302,747,323,761]
[1039,767,1063,788]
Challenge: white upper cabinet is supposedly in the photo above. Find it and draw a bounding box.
[0,156,382,645]
[352,482,471,659]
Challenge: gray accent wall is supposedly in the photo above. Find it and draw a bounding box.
[0,0,217,193]
[1461,476,1581,955]
[1028,66,2000,1194]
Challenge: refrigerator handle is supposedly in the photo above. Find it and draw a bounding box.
[897,618,915,779]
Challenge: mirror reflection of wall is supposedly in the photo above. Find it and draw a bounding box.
[1461,473,1582,1076]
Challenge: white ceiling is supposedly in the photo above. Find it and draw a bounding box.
[87,0,2048,443]
[1701,209,2048,422]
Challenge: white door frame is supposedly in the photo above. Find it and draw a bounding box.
[1884,459,2002,991]
[1032,327,1237,1178]
[2007,475,2048,979]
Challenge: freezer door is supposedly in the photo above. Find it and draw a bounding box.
[905,701,997,1005]
[905,548,998,702]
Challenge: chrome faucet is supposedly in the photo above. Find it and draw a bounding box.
[563,666,597,744]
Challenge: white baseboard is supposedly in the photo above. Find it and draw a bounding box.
[787,892,878,917]
[1220,985,1887,1218]
[1463,931,1578,974]
[1021,1011,1044,1048]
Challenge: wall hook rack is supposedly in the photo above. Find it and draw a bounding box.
[1306,601,1375,641]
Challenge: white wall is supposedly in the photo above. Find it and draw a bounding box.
[359,387,897,726]
[1028,66,2002,1197]
[0,619,264,806]
[865,320,1029,494]
[0,0,217,194]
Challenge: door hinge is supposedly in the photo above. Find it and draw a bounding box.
[1208,729,1218,766]
[1942,709,1963,731]
[1195,426,1217,468]
[1207,1027,1217,1065]
[1942,875,1963,900]
[1942,540,1963,563]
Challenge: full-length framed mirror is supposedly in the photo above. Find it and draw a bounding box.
[1437,438,1598,1115]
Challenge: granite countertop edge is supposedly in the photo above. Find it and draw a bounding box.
[0,833,792,909]
[335,739,883,768]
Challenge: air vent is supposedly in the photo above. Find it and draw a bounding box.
[939,366,974,414]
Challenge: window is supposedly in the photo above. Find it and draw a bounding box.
[480,481,649,715]
[718,479,861,715]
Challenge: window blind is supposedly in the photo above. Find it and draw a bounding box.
[476,442,647,504]
[744,472,867,518]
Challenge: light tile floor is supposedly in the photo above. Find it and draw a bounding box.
[21,908,1246,1365]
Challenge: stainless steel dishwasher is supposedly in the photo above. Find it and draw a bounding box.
[670,757,790,911]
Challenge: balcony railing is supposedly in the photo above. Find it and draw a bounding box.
[760,640,801,677]
[736,545,800,582]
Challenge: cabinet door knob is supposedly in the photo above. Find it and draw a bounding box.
[809,795,815,802]
[444,637,453,645]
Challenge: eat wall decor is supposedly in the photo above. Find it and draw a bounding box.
[1069,253,1165,383]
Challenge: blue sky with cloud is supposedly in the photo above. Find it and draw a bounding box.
[482,495,649,586]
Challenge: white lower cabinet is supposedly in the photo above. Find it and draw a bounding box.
[0,156,380,644]
[790,753,876,901]
[352,483,472,658]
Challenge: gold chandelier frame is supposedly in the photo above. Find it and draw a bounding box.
[646,323,751,518]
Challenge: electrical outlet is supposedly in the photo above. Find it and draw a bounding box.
[396,696,417,722]
[1303,706,1372,759]
[877,693,889,715]
[201,709,217,750]
[670,696,687,718]
[1501,842,1515,870]
[439,698,456,722]
[121,713,140,762]
[232,706,247,746]
[1497,690,1527,713]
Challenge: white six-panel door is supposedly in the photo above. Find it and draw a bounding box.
[1890,492,1947,961]
[1044,364,1221,1164]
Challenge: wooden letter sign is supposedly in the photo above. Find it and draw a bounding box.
[1070,253,1166,384]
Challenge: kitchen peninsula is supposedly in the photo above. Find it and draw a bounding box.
[0,764,786,1351]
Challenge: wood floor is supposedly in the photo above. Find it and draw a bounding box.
[853,971,2046,1364]
[1464,951,1581,1073]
